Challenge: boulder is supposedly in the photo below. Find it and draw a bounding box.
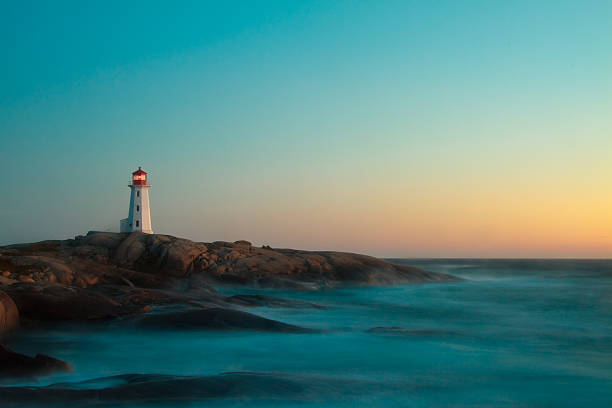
[113,233,208,277]
[112,233,148,267]
[0,291,19,336]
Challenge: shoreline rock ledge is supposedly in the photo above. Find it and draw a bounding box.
[0,231,455,291]
[0,232,458,380]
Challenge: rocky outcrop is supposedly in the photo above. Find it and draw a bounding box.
[0,232,456,325]
[0,232,455,291]
[0,291,19,336]
[211,248,450,288]
[0,345,72,380]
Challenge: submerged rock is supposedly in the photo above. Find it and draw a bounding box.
[226,294,326,309]
[134,307,313,332]
[0,345,72,380]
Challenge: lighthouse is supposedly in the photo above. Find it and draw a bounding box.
[120,167,153,234]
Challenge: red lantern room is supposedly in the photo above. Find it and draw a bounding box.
[131,167,148,185]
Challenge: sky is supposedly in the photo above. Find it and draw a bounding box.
[1,0,611,257]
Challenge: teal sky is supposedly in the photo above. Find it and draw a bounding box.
[1,1,611,257]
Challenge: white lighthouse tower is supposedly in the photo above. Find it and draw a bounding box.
[120,167,153,234]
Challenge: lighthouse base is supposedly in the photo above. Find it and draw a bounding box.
[120,219,130,233]
[120,218,153,234]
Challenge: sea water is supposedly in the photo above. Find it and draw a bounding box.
[6,260,612,407]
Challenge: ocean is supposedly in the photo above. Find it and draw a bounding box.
[5,259,612,407]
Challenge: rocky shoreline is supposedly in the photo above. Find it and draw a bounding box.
[0,231,456,380]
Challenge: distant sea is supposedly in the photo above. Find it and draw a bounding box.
[8,259,612,407]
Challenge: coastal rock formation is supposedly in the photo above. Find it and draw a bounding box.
[0,232,455,326]
[0,291,19,335]
[216,248,445,288]
[0,345,72,380]
[0,231,454,291]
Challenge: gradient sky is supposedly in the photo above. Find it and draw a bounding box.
[1,1,611,257]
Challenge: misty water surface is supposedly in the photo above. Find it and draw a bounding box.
[5,260,612,407]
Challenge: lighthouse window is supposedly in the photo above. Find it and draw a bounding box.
[136,220,139,227]
[137,191,140,197]
[136,205,140,212]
